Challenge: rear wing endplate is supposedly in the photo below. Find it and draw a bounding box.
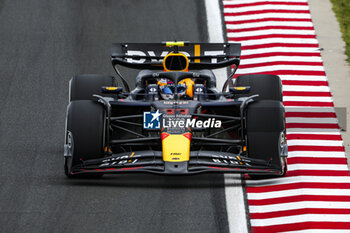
[111,42,241,70]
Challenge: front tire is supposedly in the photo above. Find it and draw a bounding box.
[245,100,286,178]
[236,74,287,178]
[64,100,105,178]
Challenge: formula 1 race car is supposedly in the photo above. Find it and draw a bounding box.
[64,41,288,178]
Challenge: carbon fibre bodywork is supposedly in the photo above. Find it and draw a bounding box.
[64,42,287,177]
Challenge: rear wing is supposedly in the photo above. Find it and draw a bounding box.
[111,42,241,70]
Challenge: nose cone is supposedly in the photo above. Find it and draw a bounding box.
[161,133,191,162]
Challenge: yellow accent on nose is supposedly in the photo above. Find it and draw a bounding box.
[162,133,191,162]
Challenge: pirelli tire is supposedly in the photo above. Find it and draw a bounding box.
[69,74,116,101]
[237,74,287,178]
[235,74,282,101]
[64,100,106,178]
[246,100,286,178]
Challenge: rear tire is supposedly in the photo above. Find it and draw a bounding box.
[64,100,105,178]
[235,74,282,101]
[69,74,116,101]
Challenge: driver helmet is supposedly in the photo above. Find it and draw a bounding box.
[158,78,187,100]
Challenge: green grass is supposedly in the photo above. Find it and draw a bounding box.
[330,0,350,62]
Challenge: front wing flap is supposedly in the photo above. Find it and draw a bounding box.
[70,150,283,175]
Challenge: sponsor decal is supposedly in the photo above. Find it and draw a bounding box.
[211,154,244,165]
[64,131,74,157]
[126,50,225,64]
[100,153,138,167]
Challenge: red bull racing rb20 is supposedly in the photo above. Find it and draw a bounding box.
[64,41,288,178]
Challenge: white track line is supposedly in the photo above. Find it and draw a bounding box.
[241,57,323,65]
[205,1,249,233]
[286,118,338,123]
[285,107,335,112]
[287,151,346,158]
[287,162,348,170]
[224,5,310,13]
[230,38,319,46]
[229,29,315,38]
[242,47,321,55]
[251,214,350,227]
[286,128,341,133]
[250,201,350,213]
[283,85,330,92]
[247,188,350,200]
[237,65,325,74]
[286,132,342,135]
[287,139,343,146]
[225,13,311,21]
[226,21,314,29]
[246,176,350,186]
[283,97,333,102]
[288,164,349,171]
[223,0,308,4]
[279,75,327,81]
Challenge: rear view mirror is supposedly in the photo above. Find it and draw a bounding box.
[101,86,123,94]
[229,86,251,94]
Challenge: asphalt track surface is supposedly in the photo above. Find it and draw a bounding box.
[0,1,232,233]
